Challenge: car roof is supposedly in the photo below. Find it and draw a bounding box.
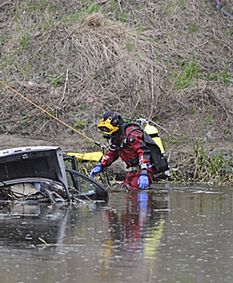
[0,146,60,157]
[0,146,68,189]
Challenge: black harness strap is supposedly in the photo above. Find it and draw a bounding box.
[121,123,142,145]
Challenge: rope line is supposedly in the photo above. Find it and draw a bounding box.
[0,80,104,148]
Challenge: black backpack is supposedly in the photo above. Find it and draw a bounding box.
[122,123,169,174]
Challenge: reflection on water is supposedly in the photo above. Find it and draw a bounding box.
[0,203,68,247]
[99,190,168,280]
[0,185,233,283]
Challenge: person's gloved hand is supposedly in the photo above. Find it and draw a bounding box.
[89,164,103,178]
[138,175,149,190]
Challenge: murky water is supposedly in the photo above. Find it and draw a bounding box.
[0,184,233,283]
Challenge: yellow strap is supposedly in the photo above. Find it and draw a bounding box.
[66,151,103,162]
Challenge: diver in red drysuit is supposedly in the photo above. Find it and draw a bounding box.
[90,111,153,190]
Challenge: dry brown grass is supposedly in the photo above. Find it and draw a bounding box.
[0,0,232,147]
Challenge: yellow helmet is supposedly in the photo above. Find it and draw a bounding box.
[97,111,123,135]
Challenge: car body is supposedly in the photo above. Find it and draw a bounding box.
[0,146,108,203]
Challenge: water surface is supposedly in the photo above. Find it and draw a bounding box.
[0,184,233,283]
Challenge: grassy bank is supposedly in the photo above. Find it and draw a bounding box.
[0,0,232,185]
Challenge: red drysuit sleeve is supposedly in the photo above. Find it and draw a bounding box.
[101,149,119,167]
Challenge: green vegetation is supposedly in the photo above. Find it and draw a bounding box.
[207,70,230,83]
[203,114,213,126]
[225,27,233,36]
[48,74,64,87]
[190,106,198,114]
[62,10,86,24]
[20,33,30,49]
[0,55,15,68]
[42,19,54,31]
[188,23,199,33]
[26,0,57,13]
[0,35,6,46]
[108,0,128,22]
[27,1,43,13]
[109,0,118,12]
[163,0,187,15]
[171,61,200,89]
[18,63,32,76]
[135,25,145,33]
[192,142,233,185]
[74,119,86,129]
[125,40,138,52]
[172,141,233,186]
[169,134,188,145]
[62,4,100,24]
[86,4,100,14]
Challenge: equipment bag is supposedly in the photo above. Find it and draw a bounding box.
[123,121,169,174]
[143,131,169,174]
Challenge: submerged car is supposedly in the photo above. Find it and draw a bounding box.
[0,146,108,203]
